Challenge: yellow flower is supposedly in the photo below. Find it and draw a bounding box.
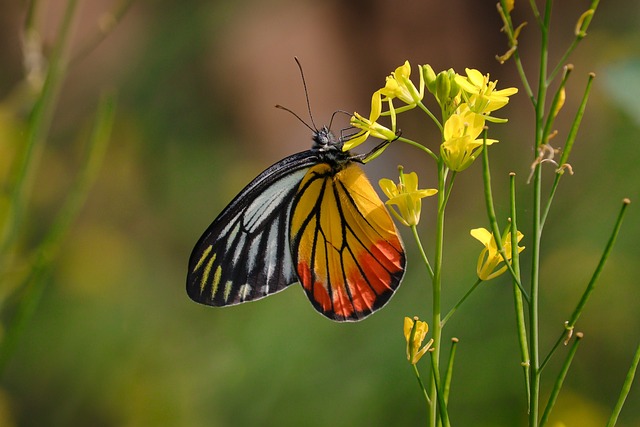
[379,60,424,109]
[404,316,433,364]
[379,169,437,227]
[440,107,497,172]
[470,227,525,281]
[455,68,518,119]
[346,90,396,151]
[505,0,514,12]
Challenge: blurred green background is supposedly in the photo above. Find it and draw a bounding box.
[0,0,639,426]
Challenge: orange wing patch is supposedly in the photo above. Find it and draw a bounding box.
[290,162,405,321]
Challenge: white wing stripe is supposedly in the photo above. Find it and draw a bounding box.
[244,169,307,232]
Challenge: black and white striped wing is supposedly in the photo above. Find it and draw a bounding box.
[187,151,318,307]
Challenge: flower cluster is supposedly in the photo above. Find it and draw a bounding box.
[349,61,518,228]
[348,62,518,172]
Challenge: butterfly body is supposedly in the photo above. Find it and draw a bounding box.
[187,126,405,321]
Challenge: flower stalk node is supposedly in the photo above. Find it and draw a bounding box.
[527,144,559,183]
[556,163,574,175]
[564,321,575,345]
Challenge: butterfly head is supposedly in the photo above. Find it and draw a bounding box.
[312,126,344,153]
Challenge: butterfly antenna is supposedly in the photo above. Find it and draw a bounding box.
[294,56,318,131]
[275,104,316,133]
[329,109,352,131]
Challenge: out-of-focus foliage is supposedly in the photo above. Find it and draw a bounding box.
[0,1,638,426]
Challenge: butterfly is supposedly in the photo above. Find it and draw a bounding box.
[187,65,405,321]
[186,126,406,321]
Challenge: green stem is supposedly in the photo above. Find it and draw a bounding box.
[411,225,434,280]
[541,198,630,370]
[556,73,595,167]
[541,72,595,228]
[567,198,628,326]
[541,65,572,146]
[529,165,542,427]
[539,333,583,427]
[397,136,438,161]
[481,132,529,301]
[509,173,531,406]
[606,340,640,427]
[430,350,451,427]
[528,1,553,423]
[70,0,134,64]
[0,92,116,375]
[429,160,446,427]
[0,0,79,258]
[443,338,458,405]
[441,279,481,327]
[497,1,534,103]
[412,363,431,410]
[24,0,41,30]
[416,101,443,132]
[442,172,456,210]
[547,0,600,83]
[528,0,543,27]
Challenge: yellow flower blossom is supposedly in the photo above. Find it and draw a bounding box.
[505,0,514,13]
[379,60,424,108]
[470,227,525,281]
[346,90,396,151]
[455,68,518,118]
[440,107,497,172]
[404,316,433,364]
[379,169,437,227]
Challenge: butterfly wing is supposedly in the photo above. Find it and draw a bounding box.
[290,162,406,321]
[187,151,319,307]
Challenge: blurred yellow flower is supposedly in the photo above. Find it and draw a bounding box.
[455,68,518,117]
[505,0,515,13]
[379,169,437,227]
[470,227,525,281]
[440,108,496,172]
[346,90,396,151]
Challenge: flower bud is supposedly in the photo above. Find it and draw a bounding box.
[423,64,437,95]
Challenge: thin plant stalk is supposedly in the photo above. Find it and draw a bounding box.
[528,1,554,423]
[70,0,134,64]
[539,333,584,427]
[547,0,601,83]
[441,279,481,327]
[481,132,528,300]
[0,92,116,375]
[443,338,458,405]
[606,341,640,427]
[411,225,434,280]
[542,73,595,227]
[541,198,630,370]
[509,173,530,405]
[429,160,447,427]
[1,0,79,258]
[541,65,573,146]
[412,363,431,414]
[529,164,543,427]
[497,0,534,102]
[429,350,450,427]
